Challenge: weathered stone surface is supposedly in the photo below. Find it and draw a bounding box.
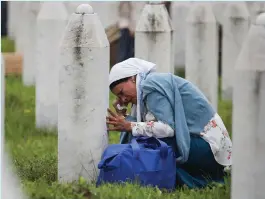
[58,4,109,183]
[221,2,250,100]
[232,12,265,199]
[185,3,218,110]
[135,3,174,73]
[22,2,41,86]
[171,2,191,70]
[247,2,265,23]
[235,12,265,71]
[36,2,68,130]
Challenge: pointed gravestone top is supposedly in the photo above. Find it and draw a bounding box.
[224,2,249,19]
[136,3,172,32]
[256,12,265,24]
[235,12,265,71]
[60,4,109,48]
[76,4,94,14]
[24,1,40,14]
[186,3,216,23]
[149,1,162,4]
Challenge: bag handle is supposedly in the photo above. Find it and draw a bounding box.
[138,137,168,159]
[131,138,141,159]
[131,137,168,159]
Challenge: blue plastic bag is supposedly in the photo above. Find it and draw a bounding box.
[96,136,176,190]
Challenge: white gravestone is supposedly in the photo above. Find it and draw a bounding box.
[247,2,265,23]
[221,2,250,100]
[65,2,87,15]
[232,12,265,199]
[58,4,109,183]
[185,3,218,110]
[36,2,68,130]
[66,1,121,36]
[211,2,227,25]
[22,2,40,86]
[171,2,191,70]
[2,153,27,199]
[65,1,119,29]
[235,12,265,71]
[7,1,19,39]
[1,55,26,199]
[135,2,174,73]
[15,2,25,53]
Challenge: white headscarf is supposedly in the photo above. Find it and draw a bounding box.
[109,58,156,121]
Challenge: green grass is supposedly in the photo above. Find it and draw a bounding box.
[1,36,15,52]
[4,36,232,198]
[5,75,232,199]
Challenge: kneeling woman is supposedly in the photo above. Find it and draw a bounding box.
[107,58,232,188]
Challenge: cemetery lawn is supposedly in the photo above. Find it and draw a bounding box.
[5,74,232,199]
[2,37,15,52]
[3,37,232,199]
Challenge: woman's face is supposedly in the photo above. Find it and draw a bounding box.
[111,77,137,105]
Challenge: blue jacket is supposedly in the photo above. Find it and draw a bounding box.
[121,72,216,164]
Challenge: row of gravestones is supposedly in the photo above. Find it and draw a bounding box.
[2,2,265,199]
[7,2,265,71]
[8,1,264,130]
[171,2,265,68]
[8,1,265,114]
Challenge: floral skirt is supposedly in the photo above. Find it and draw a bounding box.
[175,113,232,188]
[200,113,232,167]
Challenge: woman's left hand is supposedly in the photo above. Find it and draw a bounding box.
[106,109,132,132]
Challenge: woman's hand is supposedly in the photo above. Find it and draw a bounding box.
[112,98,128,116]
[106,109,132,132]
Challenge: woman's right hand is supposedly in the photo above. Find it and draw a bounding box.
[112,98,128,116]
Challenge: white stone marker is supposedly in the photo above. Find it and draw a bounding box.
[171,2,191,70]
[7,1,18,39]
[22,2,40,86]
[221,2,250,100]
[247,2,265,23]
[135,2,174,73]
[255,71,265,199]
[232,12,265,199]
[67,2,120,29]
[65,1,87,15]
[15,2,25,53]
[211,2,227,25]
[36,2,68,130]
[1,54,5,152]
[185,3,218,110]
[1,55,26,199]
[235,13,265,72]
[2,153,27,199]
[58,4,109,183]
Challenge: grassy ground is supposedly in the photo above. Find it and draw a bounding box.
[3,37,232,198]
[2,37,15,52]
[5,75,232,199]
